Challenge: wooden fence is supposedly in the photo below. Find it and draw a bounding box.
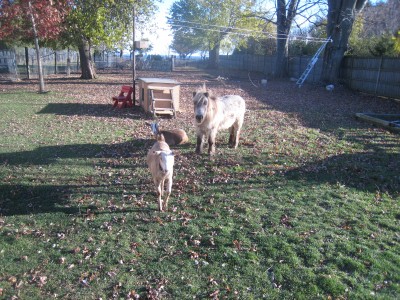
[341,57,400,99]
[219,54,276,77]
[219,54,400,99]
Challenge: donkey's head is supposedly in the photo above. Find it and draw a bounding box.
[193,84,212,124]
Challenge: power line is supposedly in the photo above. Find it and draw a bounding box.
[168,19,331,43]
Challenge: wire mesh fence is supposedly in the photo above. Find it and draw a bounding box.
[0,48,174,80]
[0,48,81,80]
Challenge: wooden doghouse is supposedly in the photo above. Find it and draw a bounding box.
[137,78,180,117]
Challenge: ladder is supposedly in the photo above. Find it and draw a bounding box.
[296,37,332,87]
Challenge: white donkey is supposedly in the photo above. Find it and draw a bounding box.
[193,85,245,155]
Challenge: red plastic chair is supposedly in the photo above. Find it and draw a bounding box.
[112,86,134,108]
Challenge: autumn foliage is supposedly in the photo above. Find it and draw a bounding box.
[0,0,72,42]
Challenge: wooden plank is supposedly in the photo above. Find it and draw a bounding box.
[355,113,400,133]
[147,85,174,91]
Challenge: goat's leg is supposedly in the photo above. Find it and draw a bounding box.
[160,179,165,197]
[163,177,172,211]
[157,183,163,211]
[154,179,164,211]
[159,179,167,211]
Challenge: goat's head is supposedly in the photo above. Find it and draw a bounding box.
[154,150,174,174]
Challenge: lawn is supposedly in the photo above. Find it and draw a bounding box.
[1,69,399,299]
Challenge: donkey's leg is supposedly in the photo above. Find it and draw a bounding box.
[233,129,240,148]
[195,133,204,154]
[234,116,244,149]
[233,118,244,148]
[208,130,217,155]
[228,126,235,147]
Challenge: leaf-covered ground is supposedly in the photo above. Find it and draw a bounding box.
[0,68,399,299]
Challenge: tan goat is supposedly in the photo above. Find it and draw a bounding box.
[146,134,175,211]
[146,121,188,146]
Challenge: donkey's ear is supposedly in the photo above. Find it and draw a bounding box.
[193,92,197,97]
[204,92,209,98]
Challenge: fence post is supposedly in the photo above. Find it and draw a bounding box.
[25,47,30,79]
[54,51,57,74]
[374,56,383,95]
[67,48,71,76]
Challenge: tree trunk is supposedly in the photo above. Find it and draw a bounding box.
[78,38,97,79]
[321,0,367,83]
[28,1,45,92]
[33,37,45,92]
[274,0,299,78]
[208,43,220,69]
[275,35,289,78]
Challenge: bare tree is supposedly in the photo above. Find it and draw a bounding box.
[361,0,400,37]
[255,0,327,78]
[321,0,367,83]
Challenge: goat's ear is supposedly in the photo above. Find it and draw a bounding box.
[193,92,197,97]
[204,92,209,98]
[153,150,162,155]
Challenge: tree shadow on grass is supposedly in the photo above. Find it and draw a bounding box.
[37,102,147,119]
[284,150,400,194]
[236,142,400,195]
[0,183,80,216]
[0,138,155,216]
[0,138,153,166]
[193,155,398,211]
[0,181,157,216]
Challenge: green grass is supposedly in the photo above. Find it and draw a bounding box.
[0,78,399,299]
